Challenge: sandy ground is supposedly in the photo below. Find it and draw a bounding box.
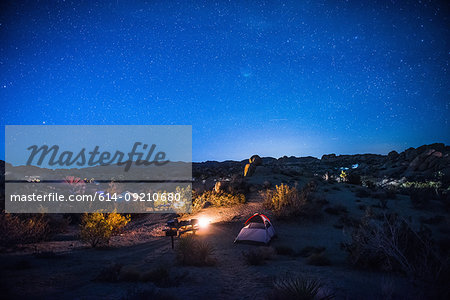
[0,183,444,299]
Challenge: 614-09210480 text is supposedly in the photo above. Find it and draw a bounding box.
[9,191,184,202]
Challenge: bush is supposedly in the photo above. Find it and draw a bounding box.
[298,246,326,257]
[0,213,51,248]
[192,191,245,212]
[275,245,296,256]
[269,275,335,300]
[355,188,371,198]
[119,266,141,282]
[342,213,447,283]
[410,188,433,209]
[324,205,347,216]
[176,235,215,266]
[141,265,171,286]
[95,263,123,282]
[242,247,275,265]
[346,173,361,185]
[122,287,179,300]
[80,212,130,248]
[263,181,322,219]
[307,252,331,266]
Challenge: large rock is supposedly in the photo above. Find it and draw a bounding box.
[244,163,256,177]
[249,155,262,166]
[387,150,399,160]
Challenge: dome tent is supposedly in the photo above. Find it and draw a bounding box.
[234,213,276,245]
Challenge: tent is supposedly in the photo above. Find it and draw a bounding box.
[234,213,276,245]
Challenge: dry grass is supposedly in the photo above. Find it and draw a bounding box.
[176,235,216,266]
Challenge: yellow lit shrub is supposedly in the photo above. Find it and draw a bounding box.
[80,212,130,248]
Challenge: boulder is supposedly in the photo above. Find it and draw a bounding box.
[244,163,256,177]
[214,181,229,193]
[321,154,337,161]
[249,155,262,166]
[387,150,399,160]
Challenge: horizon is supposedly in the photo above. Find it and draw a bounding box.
[2,141,448,166]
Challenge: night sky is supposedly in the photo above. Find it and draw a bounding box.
[1,0,449,162]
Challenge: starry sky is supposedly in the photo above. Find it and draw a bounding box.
[1,0,449,162]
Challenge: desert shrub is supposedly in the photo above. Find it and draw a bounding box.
[263,181,322,219]
[141,265,173,287]
[122,287,179,300]
[346,173,361,185]
[34,251,59,259]
[47,215,71,234]
[95,263,123,282]
[362,179,376,189]
[410,189,433,209]
[336,215,360,228]
[420,215,445,225]
[324,204,347,216]
[263,183,300,215]
[119,266,141,282]
[80,212,130,248]
[242,247,275,265]
[298,246,326,257]
[342,213,447,283]
[269,275,335,300]
[192,191,245,212]
[307,252,331,266]
[9,259,32,270]
[0,213,51,248]
[384,188,397,199]
[402,181,441,189]
[176,235,215,266]
[378,197,389,209]
[275,245,296,256]
[355,188,371,198]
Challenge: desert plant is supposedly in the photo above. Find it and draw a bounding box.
[175,235,215,266]
[192,190,245,212]
[342,212,447,284]
[298,246,326,257]
[324,204,347,216]
[119,266,141,282]
[355,188,371,198]
[263,183,300,215]
[0,213,51,248]
[80,212,130,248]
[409,188,435,209]
[242,247,274,265]
[269,275,335,300]
[275,245,296,256]
[141,265,172,287]
[346,173,361,185]
[263,181,321,218]
[307,252,331,266]
[122,287,179,300]
[95,263,123,282]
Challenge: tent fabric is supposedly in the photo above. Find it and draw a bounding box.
[234,213,276,245]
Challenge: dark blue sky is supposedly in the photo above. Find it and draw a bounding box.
[1,0,449,162]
